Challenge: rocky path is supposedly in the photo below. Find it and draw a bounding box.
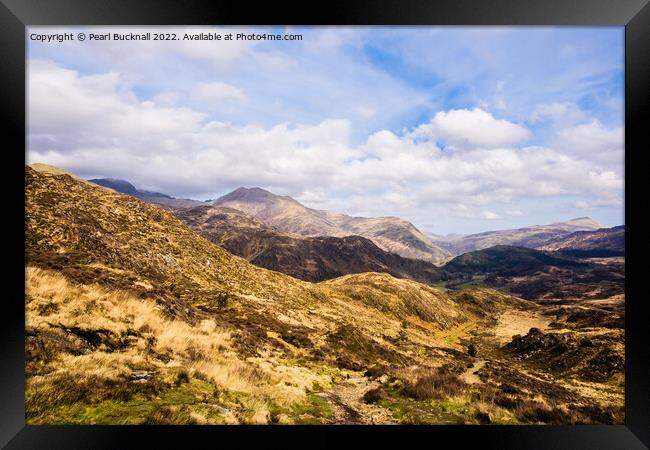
[316,375,398,424]
[460,359,487,385]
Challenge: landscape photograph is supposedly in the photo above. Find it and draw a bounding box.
[25,26,625,425]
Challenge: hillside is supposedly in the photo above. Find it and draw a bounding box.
[173,204,448,284]
[442,245,624,302]
[537,225,624,257]
[443,245,587,276]
[212,187,452,265]
[322,273,462,326]
[89,177,204,209]
[432,218,604,256]
[25,164,625,425]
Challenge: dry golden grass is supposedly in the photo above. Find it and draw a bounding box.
[321,272,466,329]
[27,266,231,355]
[24,166,625,425]
[26,267,328,422]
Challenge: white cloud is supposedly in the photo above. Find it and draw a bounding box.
[305,28,363,51]
[530,102,588,124]
[27,60,623,228]
[482,211,501,220]
[555,119,623,166]
[354,105,377,119]
[28,26,437,143]
[574,198,621,210]
[152,92,183,106]
[505,209,524,216]
[411,108,530,149]
[192,81,246,102]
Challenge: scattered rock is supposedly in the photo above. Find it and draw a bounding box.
[474,411,491,424]
[130,370,152,383]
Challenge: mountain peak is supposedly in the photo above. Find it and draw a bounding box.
[87,178,185,204]
[28,163,91,185]
[216,187,287,204]
[563,217,604,228]
[211,185,451,265]
[89,178,138,195]
[29,163,74,176]
[233,187,270,194]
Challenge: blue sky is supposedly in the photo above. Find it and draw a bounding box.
[27,26,624,234]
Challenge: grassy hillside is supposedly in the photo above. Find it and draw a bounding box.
[24,166,463,423]
[24,165,624,425]
[212,187,452,265]
[174,205,448,284]
[537,225,625,257]
[443,245,587,276]
[432,218,603,256]
[442,245,624,302]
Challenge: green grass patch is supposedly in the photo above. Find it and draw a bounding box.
[378,380,472,424]
[290,393,333,424]
[449,277,487,290]
[26,377,226,425]
[428,397,468,416]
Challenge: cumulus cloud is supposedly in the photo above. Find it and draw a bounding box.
[482,211,501,220]
[411,108,530,149]
[354,105,377,119]
[574,197,622,211]
[555,119,624,166]
[27,58,623,232]
[192,81,246,102]
[28,26,431,142]
[530,102,589,124]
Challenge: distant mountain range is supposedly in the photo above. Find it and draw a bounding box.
[26,163,626,425]
[89,178,205,209]
[87,176,621,269]
[174,204,448,284]
[442,245,624,301]
[430,217,605,256]
[537,225,625,257]
[443,245,588,276]
[211,187,453,265]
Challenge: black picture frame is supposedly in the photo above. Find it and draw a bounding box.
[2,0,648,448]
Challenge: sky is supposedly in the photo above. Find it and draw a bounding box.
[27,26,624,235]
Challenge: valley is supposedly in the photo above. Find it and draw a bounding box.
[172,205,448,284]
[25,164,625,425]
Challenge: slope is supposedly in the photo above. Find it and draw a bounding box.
[442,245,624,302]
[173,204,448,284]
[25,164,470,424]
[537,225,625,257]
[25,164,622,425]
[212,187,451,265]
[89,177,204,209]
[432,218,604,256]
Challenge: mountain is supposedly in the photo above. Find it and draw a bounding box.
[536,225,624,257]
[24,164,465,422]
[431,217,604,256]
[321,272,468,327]
[327,214,453,265]
[212,187,452,265]
[89,178,154,197]
[25,164,624,425]
[24,163,624,425]
[212,187,343,236]
[89,177,204,209]
[173,204,448,284]
[443,245,588,276]
[442,245,624,302]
